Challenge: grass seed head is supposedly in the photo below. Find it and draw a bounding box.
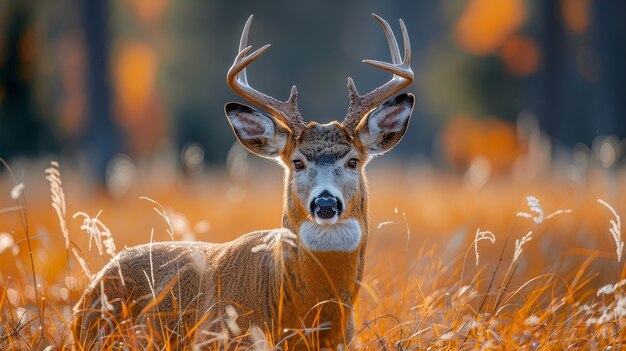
[513,231,533,262]
[474,228,496,266]
[10,183,24,200]
[597,198,623,262]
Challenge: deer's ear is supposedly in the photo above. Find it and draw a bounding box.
[225,102,290,158]
[356,93,414,155]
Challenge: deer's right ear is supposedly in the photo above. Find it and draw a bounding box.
[356,93,414,155]
[225,102,290,159]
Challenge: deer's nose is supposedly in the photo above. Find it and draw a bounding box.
[310,190,343,220]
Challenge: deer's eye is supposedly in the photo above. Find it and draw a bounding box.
[347,158,359,169]
[292,160,305,171]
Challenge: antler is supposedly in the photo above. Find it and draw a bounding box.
[227,15,306,136]
[343,14,414,134]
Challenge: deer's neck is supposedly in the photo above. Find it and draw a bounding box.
[298,219,362,252]
[279,167,369,266]
[281,201,369,255]
[278,178,369,295]
[272,224,366,305]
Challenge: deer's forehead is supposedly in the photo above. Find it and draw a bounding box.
[296,124,353,163]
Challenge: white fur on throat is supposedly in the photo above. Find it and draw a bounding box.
[299,219,362,252]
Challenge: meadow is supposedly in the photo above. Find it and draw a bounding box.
[0,156,625,350]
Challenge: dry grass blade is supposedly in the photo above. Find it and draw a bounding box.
[2,164,626,349]
[0,158,46,347]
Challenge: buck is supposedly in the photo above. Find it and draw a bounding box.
[73,14,414,350]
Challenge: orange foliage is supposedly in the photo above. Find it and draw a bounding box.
[18,27,36,81]
[58,34,86,135]
[113,41,158,119]
[455,0,526,55]
[441,116,527,172]
[561,0,592,33]
[127,0,169,25]
[113,41,167,155]
[499,35,540,76]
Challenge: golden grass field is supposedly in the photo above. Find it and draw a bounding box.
[0,159,625,350]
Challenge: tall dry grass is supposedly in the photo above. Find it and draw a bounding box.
[0,159,625,350]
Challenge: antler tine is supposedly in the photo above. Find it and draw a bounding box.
[227,15,305,136]
[373,14,401,64]
[236,14,254,86]
[343,14,414,134]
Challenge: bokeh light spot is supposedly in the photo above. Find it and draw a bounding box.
[455,0,526,55]
[114,41,158,118]
[499,35,540,76]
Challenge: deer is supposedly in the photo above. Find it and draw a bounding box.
[72,14,414,350]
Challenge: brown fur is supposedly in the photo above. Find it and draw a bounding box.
[73,126,369,351]
[73,13,416,348]
[73,94,413,351]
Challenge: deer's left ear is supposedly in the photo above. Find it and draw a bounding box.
[356,93,414,155]
[225,102,290,159]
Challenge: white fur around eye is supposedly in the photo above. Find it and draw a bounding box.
[299,219,362,252]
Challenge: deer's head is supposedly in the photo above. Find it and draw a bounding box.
[224,15,414,248]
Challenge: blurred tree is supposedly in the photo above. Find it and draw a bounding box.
[590,0,626,139]
[80,0,122,182]
[536,0,626,147]
[0,2,58,159]
[1,0,624,176]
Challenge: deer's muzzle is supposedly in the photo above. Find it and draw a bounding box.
[310,190,343,222]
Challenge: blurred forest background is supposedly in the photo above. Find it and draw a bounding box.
[3,2,626,348]
[0,0,625,186]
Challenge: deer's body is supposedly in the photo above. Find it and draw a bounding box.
[74,231,359,348]
[73,14,414,350]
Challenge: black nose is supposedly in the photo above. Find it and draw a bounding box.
[310,190,343,219]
